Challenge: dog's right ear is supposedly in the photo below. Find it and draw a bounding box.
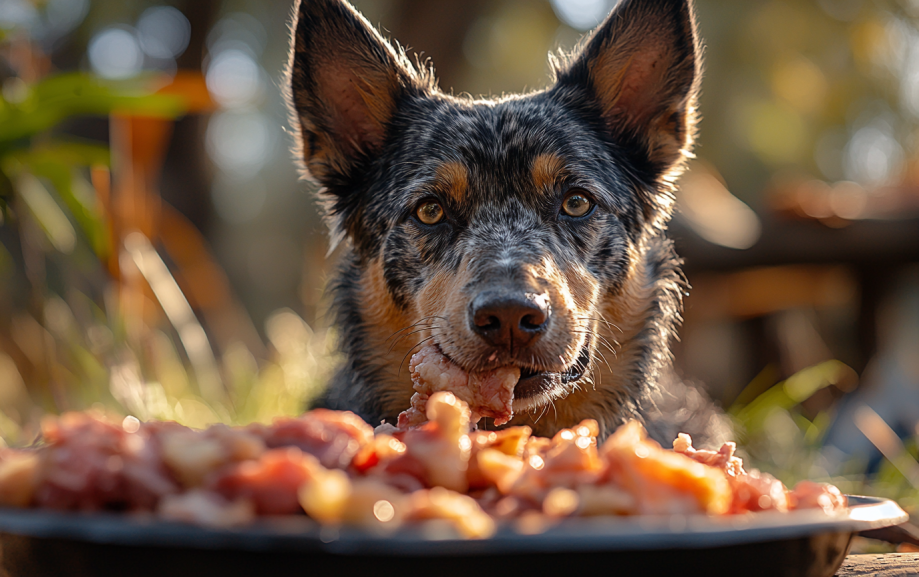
[286,0,420,184]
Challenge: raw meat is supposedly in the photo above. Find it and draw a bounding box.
[397,345,520,428]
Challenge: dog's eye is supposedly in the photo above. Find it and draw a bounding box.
[416,200,445,225]
[561,191,593,218]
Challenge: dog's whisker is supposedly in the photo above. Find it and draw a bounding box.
[595,312,624,346]
[593,335,618,357]
[576,328,618,358]
[388,326,440,353]
[576,315,620,333]
[577,317,622,340]
[384,318,433,342]
[590,350,608,389]
[387,328,434,352]
[388,331,431,354]
[384,316,443,343]
[534,403,549,424]
[593,348,613,374]
[384,325,434,347]
[569,329,617,359]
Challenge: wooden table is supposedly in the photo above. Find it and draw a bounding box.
[836,553,919,575]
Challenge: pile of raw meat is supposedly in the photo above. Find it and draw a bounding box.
[0,364,845,539]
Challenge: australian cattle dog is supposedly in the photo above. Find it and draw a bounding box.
[285,0,729,444]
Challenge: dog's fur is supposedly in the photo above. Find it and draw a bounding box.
[286,0,729,443]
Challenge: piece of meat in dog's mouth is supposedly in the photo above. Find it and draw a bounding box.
[396,344,520,429]
[395,338,592,430]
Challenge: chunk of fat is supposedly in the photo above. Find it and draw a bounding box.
[299,474,407,529]
[396,392,472,492]
[601,421,732,515]
[405,486,496,539]
[158,490,255,528]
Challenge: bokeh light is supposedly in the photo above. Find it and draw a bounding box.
[740,99,808,166]
[137,6,191,60]
[549,0,616,31]
[205,110,276,176]
[0,0,38,30]
[771,56,827,114]
[844,116,904,185]
[88,26,143,79]
[206,49,263,108]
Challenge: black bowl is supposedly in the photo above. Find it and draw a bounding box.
[0,496,907,577]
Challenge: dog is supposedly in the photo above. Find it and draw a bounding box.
[285,0,730,444]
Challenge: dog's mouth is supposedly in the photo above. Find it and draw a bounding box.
[512,338,592,409]
[427,336,593,417]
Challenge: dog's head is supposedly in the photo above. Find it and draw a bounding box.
[287,0,700,422]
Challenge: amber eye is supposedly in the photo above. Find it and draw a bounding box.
[561,191,593,218]
[416,200,445,225]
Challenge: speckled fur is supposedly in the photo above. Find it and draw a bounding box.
[286,0,730,445]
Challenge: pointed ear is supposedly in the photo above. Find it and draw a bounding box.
[286,0,422,184]
[553,0,701,178]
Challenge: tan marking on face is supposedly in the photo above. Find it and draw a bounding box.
[600,246,649,343]
[435,161,468,203]
[564,262,601,312]
[417,261,472,351]
[537,257,594,365]
[359,258,411,360]
[358,258,423,419]
[415,267,453,323]
[531,153,565,192]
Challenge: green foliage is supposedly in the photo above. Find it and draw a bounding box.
[3,142,110,254]
[0,73,183,150]
[731,360,856,445]
[730,361,919,519]
[0,72,184,258]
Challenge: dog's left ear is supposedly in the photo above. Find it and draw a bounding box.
[553,0,701,180]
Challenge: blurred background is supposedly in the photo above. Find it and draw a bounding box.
[0,0,918,546]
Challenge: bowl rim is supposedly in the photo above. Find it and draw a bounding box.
[0,494,907,555]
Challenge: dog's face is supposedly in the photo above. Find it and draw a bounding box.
[288,0,700,422]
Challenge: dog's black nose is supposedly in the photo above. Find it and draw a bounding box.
[470,290,550,349]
